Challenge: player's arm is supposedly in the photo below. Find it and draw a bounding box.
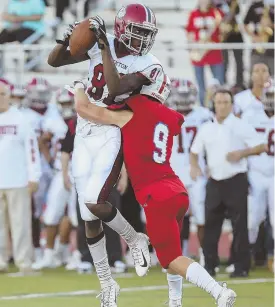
[48,23,89,67]
[226,121,267,162]
[89,17,149,96]
[48,44,89,67]
[190,127,206,180]
[100,44,149,96]
[23,122,41,194]
[74,83,132,127]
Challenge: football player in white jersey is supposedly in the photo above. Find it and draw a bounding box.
[168,79,213,267]
[32,89,77,270]
[48,4,168,306]
[234,63,270,117]
[242,83,274,272]
[23,78,66,261]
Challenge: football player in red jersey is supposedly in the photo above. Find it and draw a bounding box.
[70,32,237,307]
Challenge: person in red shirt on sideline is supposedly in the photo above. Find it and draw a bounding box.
[69,27,237,307]
[185,0,225,106]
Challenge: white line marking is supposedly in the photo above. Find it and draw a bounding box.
[0,278,273,301]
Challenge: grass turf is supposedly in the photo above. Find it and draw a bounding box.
[0,267,273,307]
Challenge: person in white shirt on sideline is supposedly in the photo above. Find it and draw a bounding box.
[234,63,270,118]
[0,81,41,274]
[190,88,266,278]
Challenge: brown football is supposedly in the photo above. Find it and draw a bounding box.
[69,18,97,57]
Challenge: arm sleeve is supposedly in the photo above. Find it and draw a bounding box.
[239,120,264,147]
[128,54,163,83]
[61,128,75,154]
[190,126,205,155]
[24,123,42,183]
[233,92,245,115]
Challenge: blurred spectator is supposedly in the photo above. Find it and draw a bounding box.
[204,77,221,109]
[185,0,225,106]
[0,81,41,274]
[214,0,244,86]
[190,89,266,277]
[244,0,274,75]
[234,63,270,117]
[55,0,91,22]
[0,0,45,44]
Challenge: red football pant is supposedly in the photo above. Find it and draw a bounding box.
[144,193,189,268]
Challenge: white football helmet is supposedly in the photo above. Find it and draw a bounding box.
[140,69,171,104]
[56,88,75,119]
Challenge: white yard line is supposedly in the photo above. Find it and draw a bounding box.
[0,278,273,301]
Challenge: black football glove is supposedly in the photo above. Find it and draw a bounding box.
[56,21,79,46]
[89,16,109,50]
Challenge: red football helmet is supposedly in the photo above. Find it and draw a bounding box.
[168,79,198,112]
[114,4,158,56]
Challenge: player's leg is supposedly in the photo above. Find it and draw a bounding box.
[267,175,274,237]
[189,177,207,266]
[247,171,266,246]
[0,190,8,271]
[33,171,69,269]
[73,133,119,305]
[145,193,236,307]
[59,185,78,264]
[84,127,150,277]
[32,170,52,262]
[267,176,274,272]
[7,187,33,272]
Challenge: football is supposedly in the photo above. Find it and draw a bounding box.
[69,18,97,57]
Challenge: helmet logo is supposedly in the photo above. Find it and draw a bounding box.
[117,7,126,19]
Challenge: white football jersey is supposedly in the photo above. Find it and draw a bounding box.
[42,116,68,171]
[170,106,213,186]
[76,34,167,137]
[243,110,274,176]
[21,108,43,137]
[22,105,67,172]
[234,89,264,117]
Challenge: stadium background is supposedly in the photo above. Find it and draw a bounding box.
[0,0,274,307]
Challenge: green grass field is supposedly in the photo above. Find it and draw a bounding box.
[0,267,274,307]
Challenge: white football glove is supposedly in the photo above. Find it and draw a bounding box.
[65,80,87,94]
[89,16,109,49]
[56,21,80,46]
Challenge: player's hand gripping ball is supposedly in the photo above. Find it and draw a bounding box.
[69,18,97,57]
[89,16,109,50]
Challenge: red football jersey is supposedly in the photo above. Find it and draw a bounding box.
[122,95,186,203]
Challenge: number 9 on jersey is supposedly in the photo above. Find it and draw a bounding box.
[153,123,169,164]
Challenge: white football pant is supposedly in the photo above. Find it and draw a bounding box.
[186,176,207,226]
[43,171,78,227]
[72,126,122,221]
[248,170,274,244]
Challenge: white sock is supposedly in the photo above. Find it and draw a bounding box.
[186,262,222,300]
[104,209,139,246]
[87,234,114,289]
[167,273,183,300]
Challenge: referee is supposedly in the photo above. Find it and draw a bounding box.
[190,89,266,277]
